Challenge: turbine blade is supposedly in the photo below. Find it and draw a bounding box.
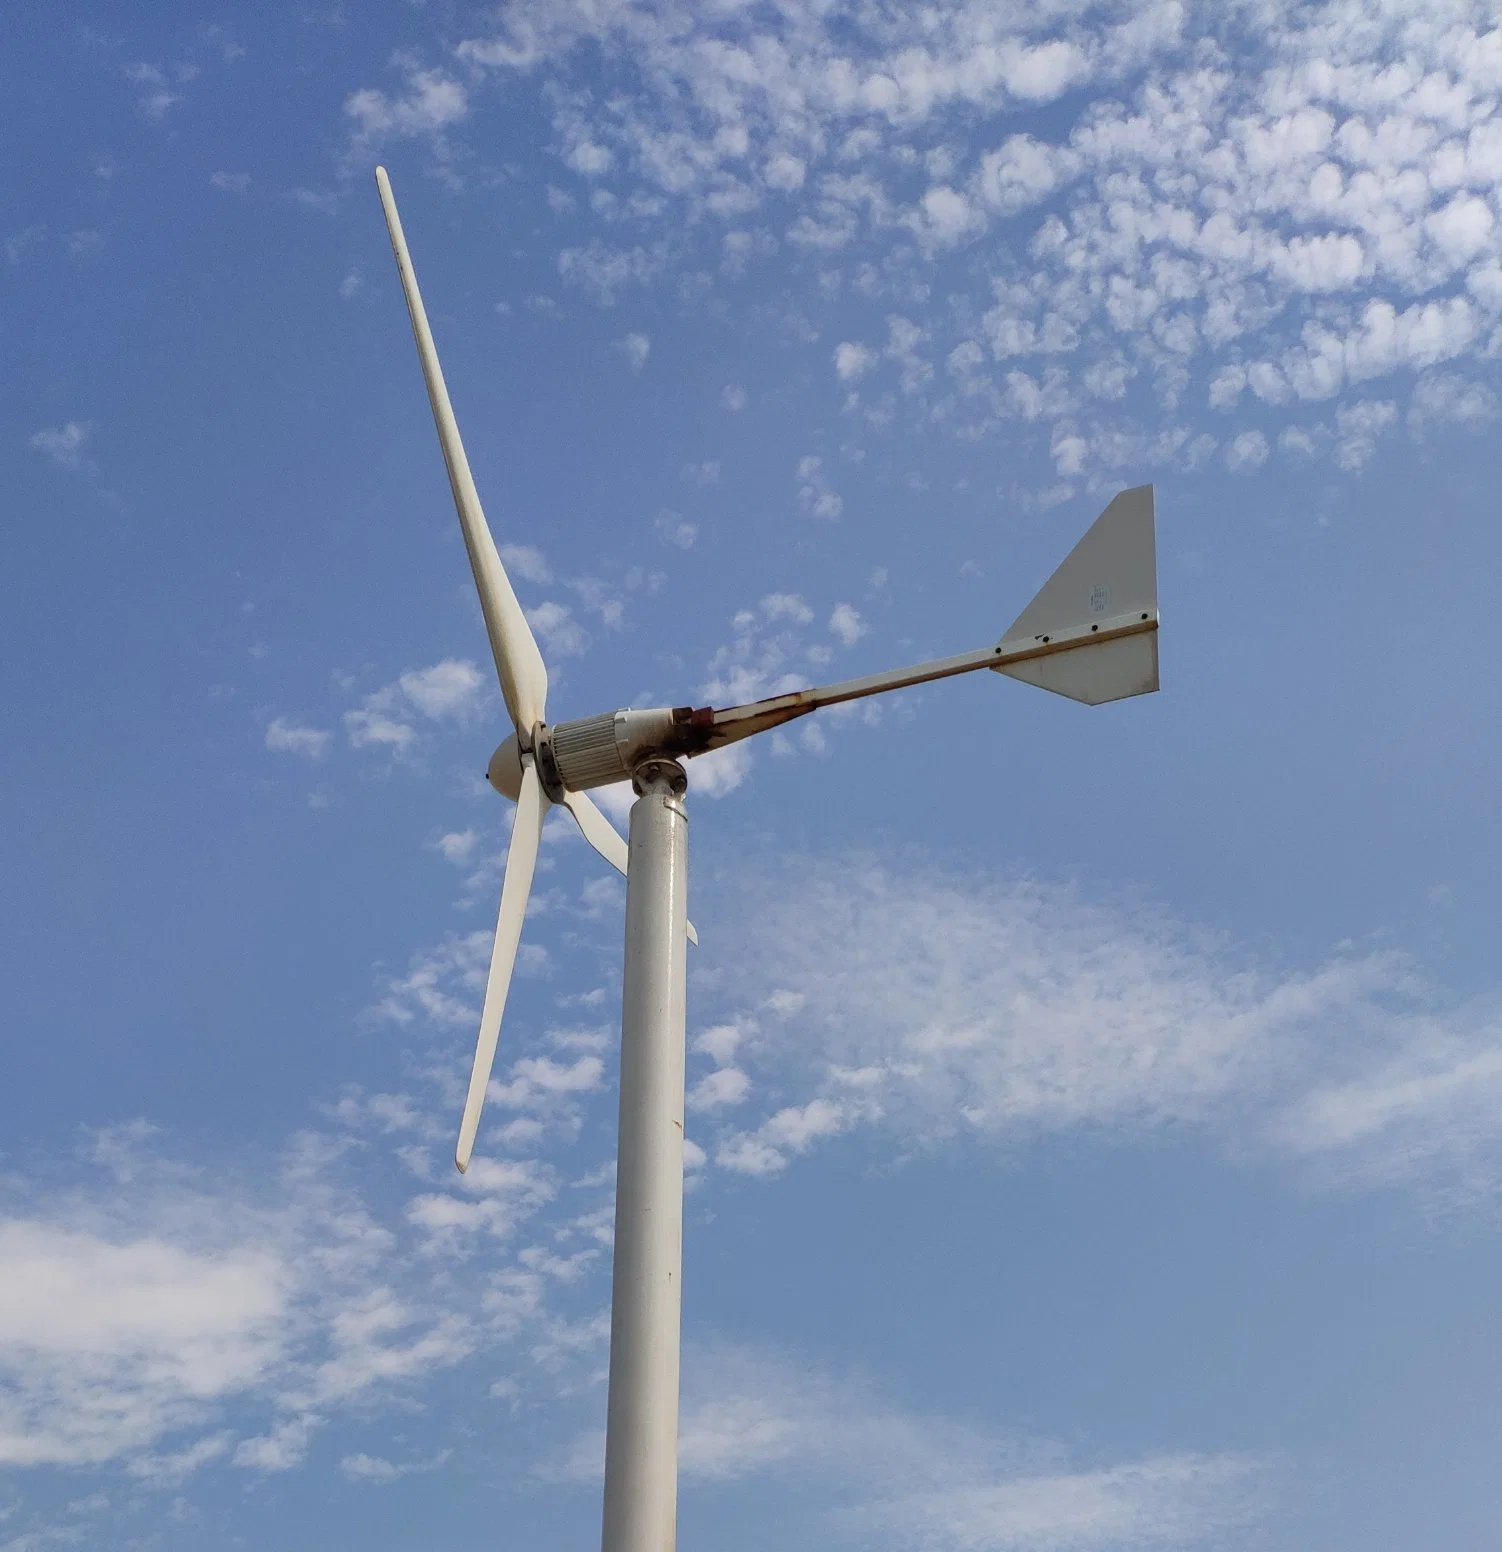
[455,760,546,1174]
[375,166,549,733]
[561,788,698,945]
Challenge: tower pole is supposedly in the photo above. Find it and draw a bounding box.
[601,758,689,1552]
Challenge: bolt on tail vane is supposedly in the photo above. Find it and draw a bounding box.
[375,166,1158,1177]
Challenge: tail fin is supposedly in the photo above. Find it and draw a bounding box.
[993,485,1158,706]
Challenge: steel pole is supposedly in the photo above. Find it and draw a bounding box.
[601,758,689,1552]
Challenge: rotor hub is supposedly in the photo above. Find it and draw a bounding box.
[486,733,524,801]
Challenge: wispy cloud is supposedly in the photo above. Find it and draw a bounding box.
[0,1101,612,1520]
[697,854,1502,1199]
[554,1343,1267,1549]
[614,331,650,372]
[344,658,488,752]
[29,421,94,475]
[345,65,468,154]
[123,62,180,120]
[0,1126,477,1479]
[266,718,331,760]
[654,508,698,549]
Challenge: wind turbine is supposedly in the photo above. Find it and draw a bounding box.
[375,166,1159,1552]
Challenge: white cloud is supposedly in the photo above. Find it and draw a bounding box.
[834,342,878,381]
[828,603,866,646]
[654,509,698,549]
[614,331,650,372]
[698,854,1502,1195]
[694,590,884,774]
[345,658,488,751]
[0,1112,493,1494]
[341,1450,403,1481]
[561,244,666,303]
[1427,193,1495,265]
[369,930,497,1028]
[493,1055,604,1107]
[871,1454,1262,1552]
[1333,399,1397,471]
[29,421,93,474]
[765,152,806,191]
[699,588,834,717]
[124,62,178,121]
[686,742,752,799]
[433,828,479,865]
[718,1097,857,1174]
[910,184,983,250]
[760,593,813,625]
[399,660,484,718]
[7,224,46,264]
[1273,1027,1502,1198]
[234,1413,318,1471]
[687,1067,750,1113]
[266,718,331,760]
[796,456,843,520]
[1408,372,1496,433]
[345,67,468,148]
[344,705,417,751]
[526,600,589,657]
[694,1020,753,1066]
[560,1343,1264,1548]
[976,135,1078,216]
[501,544,552,584]
[1208,366,1245,410]
[567,140,613,177]
[720,385,748,411]
[340,1447,450,1483]
[0,1222,284,1466]
[430,0,1502,477]
[1225,430,1269,474]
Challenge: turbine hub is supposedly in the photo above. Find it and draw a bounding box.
[486,734,524,801]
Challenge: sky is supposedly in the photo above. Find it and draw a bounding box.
[4,0,1502,1546]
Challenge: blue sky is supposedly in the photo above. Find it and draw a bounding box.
[5,1,1502,1546]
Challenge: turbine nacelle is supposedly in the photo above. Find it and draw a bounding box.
[489,708,713,804]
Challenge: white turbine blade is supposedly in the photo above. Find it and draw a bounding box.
[375,166,549,733]
[455,760,546,1174]
[561,788,698,945]
[994,485,1158,705]
[561,788,627,874]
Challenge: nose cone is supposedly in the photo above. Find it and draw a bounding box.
[487,734,524,800]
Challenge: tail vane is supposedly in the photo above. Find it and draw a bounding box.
[993,485,1158,706]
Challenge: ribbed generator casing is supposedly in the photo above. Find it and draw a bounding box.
[551,711,631,790]
[549,707,684,792]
